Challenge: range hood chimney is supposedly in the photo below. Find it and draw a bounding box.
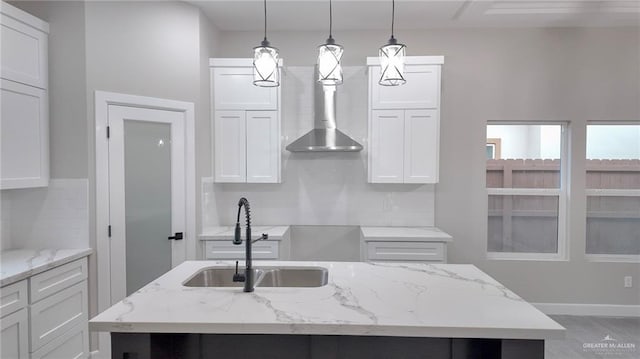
[285,68,363,152]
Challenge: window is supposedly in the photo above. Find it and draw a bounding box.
[586,123,640,261]
[486,124,567,259]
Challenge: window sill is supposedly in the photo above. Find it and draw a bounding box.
[487,252,568,262]
[585,254,640,263]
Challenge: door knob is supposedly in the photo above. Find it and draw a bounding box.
[168,232,183,240]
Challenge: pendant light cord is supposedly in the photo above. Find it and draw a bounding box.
[391,0,395,39]
[329,0,333,39]
[263,0,268,42]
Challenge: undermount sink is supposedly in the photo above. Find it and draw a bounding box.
[183,267,328,288]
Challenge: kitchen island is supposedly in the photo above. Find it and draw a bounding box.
[90,261,564,359]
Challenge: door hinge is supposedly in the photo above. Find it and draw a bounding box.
[108,225,112,238]
[106,126,110,139]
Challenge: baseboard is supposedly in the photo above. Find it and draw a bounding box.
[534,303,640,317]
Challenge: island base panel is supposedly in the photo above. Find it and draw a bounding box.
[111,333,544,359]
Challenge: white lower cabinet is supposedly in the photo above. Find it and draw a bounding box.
[31,323,88,359]
[366,241,445,262]
[0,257,89,359]
[30,281,88,352]
[1,308,29,359]
[204,240,280,260]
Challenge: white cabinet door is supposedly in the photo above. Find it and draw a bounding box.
[404,109,439,183]
[212,67,277,110]
[0,3,48,89]
[1,308,29,359]
[1,79,48,189]
[370,110,405,183]
[214,111,246,183]
[246,111,279,183]
[370,65,440,110]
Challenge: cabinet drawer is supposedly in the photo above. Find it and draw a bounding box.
[204,241,279,260]
[30,281,88,352]
[0,280,28,317]
[31,323,88,359]
[30,258,87,303]
[370,65,440,110]
[1,307,29,359]
[366,241,445,262]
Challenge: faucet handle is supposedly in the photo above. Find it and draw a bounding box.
[252,233,268,243]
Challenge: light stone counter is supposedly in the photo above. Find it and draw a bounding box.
[360,226,452,242]
[0,248,92,287]
[200,226,290,241]
[90,260,564,340]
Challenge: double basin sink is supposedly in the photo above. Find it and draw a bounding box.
[184,266,328,288]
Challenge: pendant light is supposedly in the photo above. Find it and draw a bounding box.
[253,0,279,87]
[317,0,343,86]
[379,0,406,86]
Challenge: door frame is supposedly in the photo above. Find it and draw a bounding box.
[95,90,196,315]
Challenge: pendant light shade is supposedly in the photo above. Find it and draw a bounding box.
[317,0,343,86]
[379,0,406,86]
[253,0,279,87]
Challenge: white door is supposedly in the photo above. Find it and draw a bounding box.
[214,110,246,183]
[404,109,439,184]
[370,110,405,183]
[212,67,278,110]
[246,110,279,183]
[107,105,186,302]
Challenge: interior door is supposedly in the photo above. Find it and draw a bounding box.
[107,105,186,302]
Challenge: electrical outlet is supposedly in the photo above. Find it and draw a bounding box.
[624,276,633,288]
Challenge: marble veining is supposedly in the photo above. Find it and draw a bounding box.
[0,248,92,287]
[91,261,564,339]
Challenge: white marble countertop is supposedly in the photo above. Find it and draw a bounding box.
[200,226,290,241]
[361,226,453,242]
[1,248,93,287]
[90,260,564,340]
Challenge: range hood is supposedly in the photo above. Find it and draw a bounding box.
[286,69,363,152]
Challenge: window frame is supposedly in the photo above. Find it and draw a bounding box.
[486,122,569,261]
[584,121,640,263]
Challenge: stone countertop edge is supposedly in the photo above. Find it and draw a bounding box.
[90,260,565,340]
[199,226,290,241]
[1,248,93,287]
[360,226,453,242]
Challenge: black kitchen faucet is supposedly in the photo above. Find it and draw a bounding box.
[232,197,268,292]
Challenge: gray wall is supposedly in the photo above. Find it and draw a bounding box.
[8,1,88,178]
[218,27,640,305]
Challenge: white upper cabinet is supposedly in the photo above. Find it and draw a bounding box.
[246,111,280,183]
[214,111,246,183]
[367,56,443,184]
[211,60,278,111]
[1,2,49,89]
[370,65,440,110]
[211,59,282,183]
[370,110,405,183]
[404,109,439,183]
[1,2,49,190]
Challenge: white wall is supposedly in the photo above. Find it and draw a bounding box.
[218,27,640,306]
[203,66,435,229]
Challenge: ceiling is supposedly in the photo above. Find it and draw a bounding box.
[188,0,640,31]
